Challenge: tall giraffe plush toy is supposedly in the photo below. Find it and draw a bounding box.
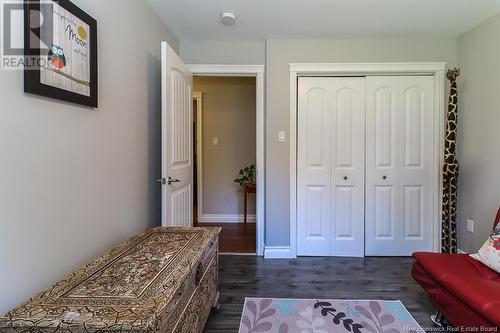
[441,67,460,253]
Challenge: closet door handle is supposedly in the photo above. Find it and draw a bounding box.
[382,175,387,180]
[343,176,348,181]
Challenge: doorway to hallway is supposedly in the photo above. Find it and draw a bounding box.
[192,76,257,254]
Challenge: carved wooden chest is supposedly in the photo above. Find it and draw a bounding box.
[0,227,220,333]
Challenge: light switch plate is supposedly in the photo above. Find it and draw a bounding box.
[278,131,286,143]
[466,219,474,233]
[212,137,219,146]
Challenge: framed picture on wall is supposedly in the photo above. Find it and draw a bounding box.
[24,0,98,107]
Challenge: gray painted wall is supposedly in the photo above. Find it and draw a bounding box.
[180,40,265,65]
[457,12,500,253]
[193,77,256,216]
[2,7,487,314]
[264,38,457,246]
[181,38,457,246]
[0,0,178,314]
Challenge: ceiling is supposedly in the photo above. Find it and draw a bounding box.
[147,0,500,41]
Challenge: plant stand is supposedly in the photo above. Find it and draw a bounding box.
[244,183,256,224]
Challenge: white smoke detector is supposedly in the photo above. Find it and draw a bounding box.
[220,11,237,25]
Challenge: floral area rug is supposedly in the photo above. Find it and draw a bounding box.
[238,298,424,333]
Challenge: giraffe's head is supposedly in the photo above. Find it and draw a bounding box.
[446,67,460,81]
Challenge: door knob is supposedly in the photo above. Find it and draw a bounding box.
[343,176,348,181]
[382,175,387,180]
[156,178,167,185]
[167,176,181,185]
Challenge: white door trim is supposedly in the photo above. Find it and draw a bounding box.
[193,92,203,225]
[187,64,266,256]
[289,62,446,258]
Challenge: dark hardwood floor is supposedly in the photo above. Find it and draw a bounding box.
[203,255,435,332]
[194,222,256,253]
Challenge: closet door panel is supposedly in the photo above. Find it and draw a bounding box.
[297,79,332,255]
[331,79,365,257]
[335,89,354,167]
[404,185,424,239]
[404,88,424,168]
[366,83,399,255]
[400,79,434,254]
[297,77,365,256]
[366,76,434,256]
[374,186,394,239]
[374,88,394,168]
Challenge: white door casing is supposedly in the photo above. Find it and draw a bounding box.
[161,42,193,227]
[297,77,365,256]
[365,76,434,255]
[186,64,266,256]
[193,92,203,226]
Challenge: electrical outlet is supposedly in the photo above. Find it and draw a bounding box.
[466,219,474,233]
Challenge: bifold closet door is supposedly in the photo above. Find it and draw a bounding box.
[297,77,365,256]
[365,76,434,256]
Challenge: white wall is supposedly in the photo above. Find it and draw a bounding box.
[457,12,500,253]
[193,77,256,217]
[0,0,178,314]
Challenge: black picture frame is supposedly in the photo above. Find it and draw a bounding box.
[24,0,98,108]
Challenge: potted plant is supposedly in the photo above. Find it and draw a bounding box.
[233,164,256,192]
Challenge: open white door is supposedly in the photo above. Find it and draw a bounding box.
[160,42,193,227]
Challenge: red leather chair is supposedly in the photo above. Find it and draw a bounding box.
[412,208,500,330]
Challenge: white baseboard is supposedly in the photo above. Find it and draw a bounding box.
[264,246,292,258]
[198,214,256,223]
[457,248,467,254]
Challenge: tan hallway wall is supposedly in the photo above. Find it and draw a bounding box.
[193,77,256,218]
